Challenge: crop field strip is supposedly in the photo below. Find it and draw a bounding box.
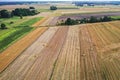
[0,27,48,73]
[39,17,55,26]
[0,27,58,80]
[24,27,69,80]
[87,22,120,80]
[0,17,43,52]
[32,17,49,27]
[0,21,120,80]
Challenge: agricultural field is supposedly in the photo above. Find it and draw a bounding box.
[0,1,120,80]
[58,12,120,21]
[0,16,43,52]
[0,21,120,80]
[111,16,120,20]
[0,4,50,11]
[59,6,120,14]
[41,11,120,26]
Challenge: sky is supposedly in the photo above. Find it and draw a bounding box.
[0,0,120,2]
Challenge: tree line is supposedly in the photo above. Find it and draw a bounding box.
[60,16,117,25]
[0,7,38,18]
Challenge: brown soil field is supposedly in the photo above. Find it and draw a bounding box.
[43,12,120,26]
[58,12,120,21]
[0,21,120,80]
[0,27,48,73]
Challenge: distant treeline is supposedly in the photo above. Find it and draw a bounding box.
[0,7,38,18]
[0,1,120,6]
[60,16,120,25]
[0,1,68,6]
[0,2,47,6]
[73,1,120,6]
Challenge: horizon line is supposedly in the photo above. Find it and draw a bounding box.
[0,0,120,2]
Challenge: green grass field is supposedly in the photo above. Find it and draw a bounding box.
[0,17,43,52]
[19,17,43,27]
[0,16,34,30]
[111,16,120,20]
[57,7,79,9]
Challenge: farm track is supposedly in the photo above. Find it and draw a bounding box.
[0,21,120,80]
[0,27,48,73]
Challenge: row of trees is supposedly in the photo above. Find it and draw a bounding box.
[61,16,112,25]
[0,6,57,18]
[0,7,38,18]
[12,8,38,16]
[0,10,13,18]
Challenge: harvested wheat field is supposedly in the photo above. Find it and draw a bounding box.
[0,27,48,73]
[0,21,120,80]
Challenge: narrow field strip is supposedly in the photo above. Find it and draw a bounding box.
[24,27,69,80]
[0,27,48,73]
[0,27,58,80]
[40,17,55,26]
[51,26,81,80]
[80,26,101,80]
[32,16,49,27]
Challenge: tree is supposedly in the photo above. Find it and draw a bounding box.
[65,18,72,25]
[12,8,37,16]
[29,7,35,9]
[50,6,57,10]
[80,18,88,23]
[0,10,12,18]
[102,16,112,22]
[1,23,7,29]
[20,14,23,19]
[89,16,98,23]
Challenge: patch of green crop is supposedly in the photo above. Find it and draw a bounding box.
[0,17,43,52]
[111,16,120,20]
[18,17,43,27]
[0,27,34,52]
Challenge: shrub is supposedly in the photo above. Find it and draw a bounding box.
[89,16,98,23]
[10,21,14,24]
[50,6,57,10]
[1,23,7,29]
[20,14,23,19]
[29,7,35,9]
